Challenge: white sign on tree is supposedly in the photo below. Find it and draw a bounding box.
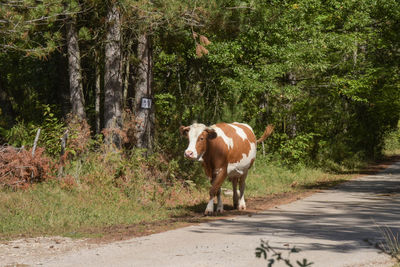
[140,97,152,109]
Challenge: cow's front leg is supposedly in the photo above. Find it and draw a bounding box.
[205,168,227,216]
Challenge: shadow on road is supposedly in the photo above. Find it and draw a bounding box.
[189,162,400,254]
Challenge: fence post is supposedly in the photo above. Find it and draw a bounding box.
[32,128,41,157]
[58,130,69,179]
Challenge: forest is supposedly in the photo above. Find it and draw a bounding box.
[1,0,400,164]
[1,0,400,236]
[0,0,400,162]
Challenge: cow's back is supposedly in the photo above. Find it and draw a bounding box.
[210,122,257,177]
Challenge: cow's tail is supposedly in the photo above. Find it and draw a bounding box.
[256,124,274,144]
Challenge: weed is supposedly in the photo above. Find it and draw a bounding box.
[376,224,400,262]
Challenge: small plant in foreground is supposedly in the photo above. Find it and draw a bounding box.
[255,240,313,267]
[376,225,400,262]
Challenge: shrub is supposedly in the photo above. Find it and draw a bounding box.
[277,133,316,166]
[0,145,57,189]
[383,127,400,156]
[64,114,92,158]
[3,105,66,157]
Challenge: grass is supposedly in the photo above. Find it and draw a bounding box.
[0,152,367,240]
[376,224,400,263]
[0,181,170,237]
[246,156,350,197]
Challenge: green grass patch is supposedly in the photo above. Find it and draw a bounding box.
[246,156,351,197]
[0,181,173,239]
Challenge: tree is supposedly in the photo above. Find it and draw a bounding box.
[104,1,123,148]
[134,33,154,150]
[125,0,211,151]
[1,0,399,167]
[66,15,86,120]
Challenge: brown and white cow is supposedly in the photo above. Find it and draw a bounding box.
[180,122,274,215]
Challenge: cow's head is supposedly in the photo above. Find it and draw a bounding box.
[180,123,217,161]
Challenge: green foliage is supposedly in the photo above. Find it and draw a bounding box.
[0,0,67,57]
[4,120,34,148]
[4,105,65,157]
[277,133,317,165]
[1,0,400,170]
[39,105,66,157]
[383,125,400,156]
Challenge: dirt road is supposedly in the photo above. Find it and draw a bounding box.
[3,162,400,267]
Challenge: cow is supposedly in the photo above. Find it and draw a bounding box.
[180,122,274,215]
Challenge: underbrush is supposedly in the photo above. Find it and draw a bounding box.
[0,111,387,239]
[383,125,400,156]
[0,148,357,239]
[0,145,56,189]
[0,150,208,238]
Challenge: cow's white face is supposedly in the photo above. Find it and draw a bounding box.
[180,123,217,161]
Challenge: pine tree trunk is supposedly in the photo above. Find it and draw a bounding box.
[104,3,123,147]
[66,17,86,120]
[123,40,132,109]
[123,56,130,109]
[95,50,101,134]
[134,33,154,150]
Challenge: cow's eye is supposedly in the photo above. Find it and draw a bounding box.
[200,137,204,141]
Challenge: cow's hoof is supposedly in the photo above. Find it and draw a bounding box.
[216,207,224,214]
[204,210,214,216]
[238,204,246,210]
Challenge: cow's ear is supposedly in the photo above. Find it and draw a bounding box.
[179,126,190,137]
[205,128,217,140]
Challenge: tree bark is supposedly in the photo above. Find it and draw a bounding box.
[104,3,123,147]
[123,40,132,109]
[66,17,86,120]
[134,33,155,151]
[95,50,101,134]
[286,72,297,138]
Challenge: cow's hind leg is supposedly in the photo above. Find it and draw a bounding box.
[216,188,224,213]
[231,177,239,209]
[238,171,248,210]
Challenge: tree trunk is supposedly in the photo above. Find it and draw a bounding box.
[104,3,123,147]
[123,40,132,109]
[286,72,297,138]
[66,17,86,120]
[95,50,101,134]
[134,33,155,151]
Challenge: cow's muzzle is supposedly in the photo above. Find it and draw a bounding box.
[184,150,195,159]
